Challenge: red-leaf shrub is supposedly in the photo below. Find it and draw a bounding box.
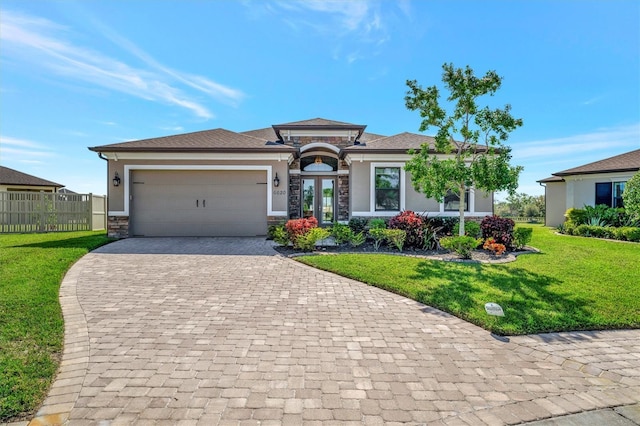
[389,210,425,249]
[480,215,515,249]
[285,217,318,245]
[483,237,506,255]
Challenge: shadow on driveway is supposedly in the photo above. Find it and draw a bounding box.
[91,237,278,256]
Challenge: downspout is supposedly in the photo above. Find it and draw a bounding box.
[539,181,547,227]
[97,152,110,230]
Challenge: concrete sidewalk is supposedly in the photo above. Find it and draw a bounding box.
[8,237,639,425]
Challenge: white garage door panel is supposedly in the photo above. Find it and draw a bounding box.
[130,170,268,237]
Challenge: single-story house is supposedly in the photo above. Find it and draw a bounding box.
[89,118,494,238]
[0,166,64,192]
[538,148,640,227]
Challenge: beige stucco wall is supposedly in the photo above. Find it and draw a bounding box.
[349,160,494,217]
[107,159,289,213]
[564,172,635,210]
[544,181,567,227]
[350,161,370,212]
[544,171,636,227]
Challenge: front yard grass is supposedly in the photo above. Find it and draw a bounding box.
[299,225,640,336]
[0,231,112,421]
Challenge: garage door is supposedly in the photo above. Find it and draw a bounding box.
[130,170,268,237]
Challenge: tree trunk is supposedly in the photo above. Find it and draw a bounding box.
[458,184,466,236]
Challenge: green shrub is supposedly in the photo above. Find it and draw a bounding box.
[348,217,368,234]
[267,224,280,240]
[513,227,533,249]
[349,231,366,247]
[382,229,407,252]
[622,172,640,221]
[573,225,614,239]
[563,222,576,235]
[618,227,640,242]
[583,204,619,226]
[369,228,387,251]
[439,236,482,259]
[294,227,330,251]
[331,223,352,245]
[272,225,289,246]
[564,208,586,225]
[368,218,387,230]
[453,220,481,238]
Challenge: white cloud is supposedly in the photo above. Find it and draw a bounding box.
[1,135,49,149]
[0,9,245,119]
[253,0,392,63]
[513,123,640,161]
[0,136,56,164]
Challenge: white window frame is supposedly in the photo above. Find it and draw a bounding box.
[369,162,406,216]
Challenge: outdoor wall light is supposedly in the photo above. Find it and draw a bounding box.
[113,172,121,187]
[273,173,280,187]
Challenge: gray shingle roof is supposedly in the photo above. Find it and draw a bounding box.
[0,166,63,187]
[344,132,436,153]
[553,149,640,176]
[89,128,296,153]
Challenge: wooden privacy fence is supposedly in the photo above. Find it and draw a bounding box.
[0,191,106,233]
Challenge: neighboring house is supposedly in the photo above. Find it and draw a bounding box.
[538,149,640,227]
[89,118,494,238]
[0,166,64,192]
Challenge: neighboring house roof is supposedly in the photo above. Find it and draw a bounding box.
[58,188,77,194]
[552,149,640,176]
[89,128,296,153]
[0,166,63,188]
[538,149,640,182]
[537,176,564,183]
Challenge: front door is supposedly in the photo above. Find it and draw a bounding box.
[302,177,335,226]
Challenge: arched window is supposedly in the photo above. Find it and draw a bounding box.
[301,155,338,172]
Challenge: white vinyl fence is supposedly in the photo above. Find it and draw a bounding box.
[0,191,106,233]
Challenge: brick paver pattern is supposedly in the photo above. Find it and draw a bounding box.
[27,238,640,425]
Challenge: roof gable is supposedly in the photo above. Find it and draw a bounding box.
[273,118,365,128]
[0,166,63,187]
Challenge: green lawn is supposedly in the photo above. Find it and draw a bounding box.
[299,226,640,336]
[0,231,112,422]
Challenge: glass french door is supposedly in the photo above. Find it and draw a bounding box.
[302,177,335,225]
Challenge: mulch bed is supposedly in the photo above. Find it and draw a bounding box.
[273,241,538,264]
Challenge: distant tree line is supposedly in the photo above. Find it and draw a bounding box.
[495,193,545,218]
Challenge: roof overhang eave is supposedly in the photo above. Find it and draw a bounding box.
[554,167,640,177]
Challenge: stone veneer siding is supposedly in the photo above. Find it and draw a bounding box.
[108,216,129,239]
[288,174,301,219]
[337,175,349,221]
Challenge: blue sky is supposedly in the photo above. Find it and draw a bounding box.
[1,1,638,198]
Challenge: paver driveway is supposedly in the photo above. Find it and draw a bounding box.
[31,238,639,425]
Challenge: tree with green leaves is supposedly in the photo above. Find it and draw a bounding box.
[404,63,523,235]
[622,172,640,221]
